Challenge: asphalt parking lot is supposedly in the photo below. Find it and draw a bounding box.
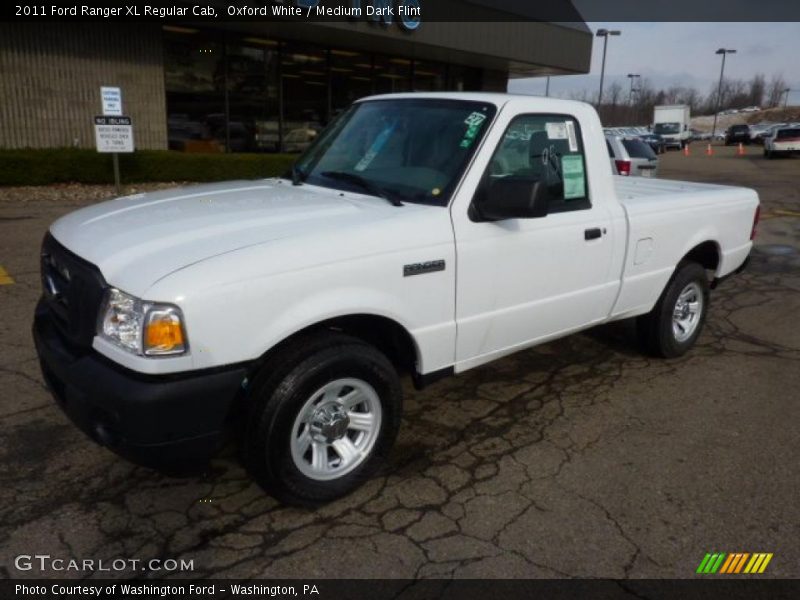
[1,145,798,580]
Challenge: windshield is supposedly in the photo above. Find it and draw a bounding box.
[290,98,497,206]
[653,122,680,134]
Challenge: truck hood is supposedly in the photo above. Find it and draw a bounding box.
[50,179,420,295]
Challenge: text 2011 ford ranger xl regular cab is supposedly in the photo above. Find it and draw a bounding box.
[34,94,759,505]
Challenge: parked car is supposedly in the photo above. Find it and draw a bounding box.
[764,126,800,158]
[752,123,786,145]
[748,123,771,143]
[725,124,751,145]
[282,127,318,153]
[34,93,759,505]
[638,132,667,154]
[606,134,659,176]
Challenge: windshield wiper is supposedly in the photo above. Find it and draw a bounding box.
[320,171,403,207]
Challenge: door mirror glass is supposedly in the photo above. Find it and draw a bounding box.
[474,176,549,221]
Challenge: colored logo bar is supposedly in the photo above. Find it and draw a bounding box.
[696,552,773,574]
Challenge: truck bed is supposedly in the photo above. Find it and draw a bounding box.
[608,175,758,321]
[614,176,747,205]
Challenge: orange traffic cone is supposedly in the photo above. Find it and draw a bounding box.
[683,144,690,156]
[737,142,745,156]
[706,143,714,156]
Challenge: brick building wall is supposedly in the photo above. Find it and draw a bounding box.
[0,23,168,150]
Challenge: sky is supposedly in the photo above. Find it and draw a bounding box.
[508,23,800,106]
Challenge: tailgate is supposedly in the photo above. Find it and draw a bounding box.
[634,159,658,178]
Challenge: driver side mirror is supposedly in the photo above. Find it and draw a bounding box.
[473,177,549,221]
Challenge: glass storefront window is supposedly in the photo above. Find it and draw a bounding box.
[413,60,447,92]
[164,29,225,153]
[163,28,487,154]
[228,39,279,152]
[280,42,327,152]
[330,49,373,118]
[373,55,412,94]
[448,64,483,91]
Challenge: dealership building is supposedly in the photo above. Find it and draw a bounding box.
[0,3,591,153]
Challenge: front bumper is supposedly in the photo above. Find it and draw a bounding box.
[33,300,249,468]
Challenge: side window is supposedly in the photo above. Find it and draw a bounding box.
[479,113,590,213]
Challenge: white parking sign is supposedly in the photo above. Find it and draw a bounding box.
[94,116,134,153]
[100,86,122,116]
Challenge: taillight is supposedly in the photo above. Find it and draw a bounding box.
[615,160,631,176]
[750,205,760,240]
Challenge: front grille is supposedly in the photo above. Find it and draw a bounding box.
[40,233,107,350]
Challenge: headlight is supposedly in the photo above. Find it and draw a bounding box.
[98,288,188,356]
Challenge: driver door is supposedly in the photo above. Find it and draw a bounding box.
[452,111,617,370]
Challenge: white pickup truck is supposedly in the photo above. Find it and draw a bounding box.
[34,93,759,505]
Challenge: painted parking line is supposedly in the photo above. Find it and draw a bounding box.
[0,266,15,285]
[773,209,800,218]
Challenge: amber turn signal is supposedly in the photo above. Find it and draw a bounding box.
[143,308,186,355]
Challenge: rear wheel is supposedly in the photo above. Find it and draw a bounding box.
[637,262,710,358]
[242,332,402,506]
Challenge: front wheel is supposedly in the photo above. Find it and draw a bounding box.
[637,262,710,358]
[242,332,402,506]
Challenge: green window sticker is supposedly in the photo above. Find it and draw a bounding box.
[561,154,586,199]
[460,111,487,148]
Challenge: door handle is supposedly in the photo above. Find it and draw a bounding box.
[584,227,602,241]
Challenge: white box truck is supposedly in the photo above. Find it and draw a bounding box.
[653,105,691,149]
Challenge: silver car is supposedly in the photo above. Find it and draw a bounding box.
[605,134,659,177]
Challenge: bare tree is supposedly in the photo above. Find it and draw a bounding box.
[681,87,702,112]
[766,74,788,107]
[568,89,593,103]
[577,70,789,125]
[606,81,624,107]
[747,74,766,107]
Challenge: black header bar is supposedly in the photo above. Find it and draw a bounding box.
[5,0,800,23]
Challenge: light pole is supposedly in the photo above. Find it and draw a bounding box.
[596,28,621,106]
[783,88,791,109]
[711,48,736,140]
[627,73,640,105]
[545,76,551,97]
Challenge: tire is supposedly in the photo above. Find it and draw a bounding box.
[636,261,710,358]
[242,332,402,506]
